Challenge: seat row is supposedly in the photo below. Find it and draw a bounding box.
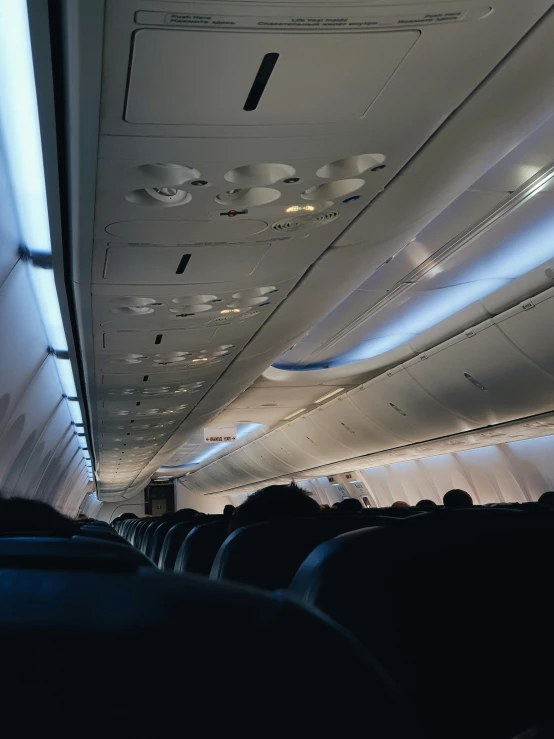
[116,505,554,739]
[0,500,416,739]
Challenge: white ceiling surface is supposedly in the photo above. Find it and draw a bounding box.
[239,111,554,437]
[66,0,554,499]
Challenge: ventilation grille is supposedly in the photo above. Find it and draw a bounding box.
[272,211,339,233]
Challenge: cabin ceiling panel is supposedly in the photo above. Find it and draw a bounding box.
[494,288,554,379]
[66,0,554,497]
[231,386,343,409]
[100,0,546,140]
[407,321,554,426]
[472,115,554,194]
[210,406,294,428]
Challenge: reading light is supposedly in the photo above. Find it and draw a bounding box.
[286,205,315,213]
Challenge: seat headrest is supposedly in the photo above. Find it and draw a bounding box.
[211,515,396,589]
[0,569,422,738]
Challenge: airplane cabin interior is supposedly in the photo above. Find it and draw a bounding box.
[1,1,554,737]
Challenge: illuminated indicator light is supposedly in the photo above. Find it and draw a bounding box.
[192,358,208,363]
[220,308,241,314]
[286,205,315,213]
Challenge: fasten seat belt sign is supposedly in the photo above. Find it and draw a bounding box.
[204,426,237,443]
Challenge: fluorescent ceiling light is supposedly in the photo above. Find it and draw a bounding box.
[0,0,51,255]
[67,399,84,426]
[55,356,77,398]
[284,408,307,420]
[314,388,344,404]
[160,423,263,469]
[29,266,68,352]
[0,3,90,475]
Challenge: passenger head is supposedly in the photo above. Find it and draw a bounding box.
[337,497,364,512]
[443,489,473,509]
[538,491,554,507]
[223,504,236,518]
[415,499,438,510]
[391,501,410,509]
[0,497,75,535]
[119,512,138,521]
[229,484,320,532]
[171,508,200,522]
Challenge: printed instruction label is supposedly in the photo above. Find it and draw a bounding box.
[135,8,491,31]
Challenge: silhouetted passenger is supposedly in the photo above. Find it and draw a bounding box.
[538,491,554,507]
[337,497,364,512]
[443,489,473,509]
[229,484,320,532]
[0,497,75,535]
[416,499,438,510]
[119,513,138,521]
[223,504,236,518]
[170,508,201,522]
[391,501,410,508]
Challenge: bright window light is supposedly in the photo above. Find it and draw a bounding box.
[55,356,77,398]
[315,388,344,404]
[0,0,51,254]
[29,266,68,352]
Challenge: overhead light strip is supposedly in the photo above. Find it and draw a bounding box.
[284,408,307,420]
[314,388,344,404]
[0,0,51,255]
[0,1,93,481]
[312,160,554,358]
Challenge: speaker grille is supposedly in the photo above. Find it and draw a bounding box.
[272,211,339,233]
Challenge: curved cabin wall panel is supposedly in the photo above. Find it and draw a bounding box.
[184,292,554,494]
[309,397,408,456]
[408,320,554,425]
[0,259,88,508]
